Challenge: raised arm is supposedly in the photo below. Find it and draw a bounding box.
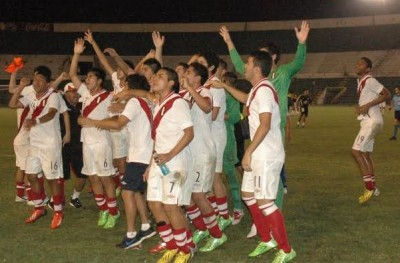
[104,48,134,76]
[9,73,30,94]
[8,85,25,108]
[219,26,245,75]
[134,49,155,73]
[51,72,69,90]
[69,38,85,89]
[181,78,212,113]
[84,30,114,76]
[152,31,165,66]
[207,80,248,104]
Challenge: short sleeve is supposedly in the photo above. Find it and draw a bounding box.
[254,88,275,114]
[366,78,383,95]
[175,99,193,130]
[47,93,60,112]
[77,83,89,98]
[122,98,140,121]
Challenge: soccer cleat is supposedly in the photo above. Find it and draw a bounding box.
[98,210,109,226]
[248,239,278,257]
[358,188,378,204]
[27,200,35,206]
[15,195,27,202]
[193,230,209,244]
[103,212,120,229]
[26,209,47,223]
[173,251,191,263]
[139,227,157,241]
[272,248,297,263]
[247,224,257,239]
[199,233,227,252]
[232,210,244,225]
[148,241,167,254]
[50,212,64,229]
[389,136,397,140]
[373,188,380,197]
[217,216,232,231]
[69,198,82,208]
[157,249,178,263]
[116,233,143,249]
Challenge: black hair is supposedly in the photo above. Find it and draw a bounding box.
[33,65,52,82]
[189,62,208,85]
[249,50,272,77]
[360,57,373,69]
[262,42,280,64]
[219,58,228,70]
[222,71,237,87]
[198,50,220,74]
[177,62,189,70]
[235,79,252,94]
[143,58,161,74]
[124,60,135,69]
[88,67,106,83]
[160,67,180,93]
[126,74,150,91]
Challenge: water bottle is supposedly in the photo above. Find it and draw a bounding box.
[153,151,170,176]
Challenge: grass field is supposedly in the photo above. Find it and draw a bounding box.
[0,106,399,263]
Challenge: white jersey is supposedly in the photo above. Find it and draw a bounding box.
[78,83,113,145]
[208,75,227,137]
[14,85,34,146]
[246,78,284,161]
[121,97,153,164]
[357,75,384,123]
[19,89,67,148]
[182,87,215,157]
[16,85,35,128]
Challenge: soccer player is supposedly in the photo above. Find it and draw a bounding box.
[60,82,87,208]
[181,62,227,252]
[146,67,194,263]
[296,88,312,128]
[70,38,120,228]
[389,87,400,140]
[78,74,156,248]
[197,51,232,230]
[207,50,296,262]
[352,57,390,204]
[221,71,244,225]
[9,66,67,229]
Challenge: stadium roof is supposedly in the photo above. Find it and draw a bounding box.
[2,0,400,23]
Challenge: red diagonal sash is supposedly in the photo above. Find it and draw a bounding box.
[17,106,30,134]
[246,83,278,115]
[31,90,55,121]
[82,91,110,117]
[151,93,181,140]
[137,97,152,124]
[357,76,371,97]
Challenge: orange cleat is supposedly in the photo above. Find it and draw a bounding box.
[25,209,47,223]
[50,212,64,229]
[148,241,166,254]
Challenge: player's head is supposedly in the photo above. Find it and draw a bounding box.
[63,82,80,105]
[221,71,237,87]
[303,88,309,95]
[187,62,208,86]
[125,74,150,91]
[355,57,372,76]
[33,66,51,83]
[216,58,228,79]
[85,67,106,90]
[152,67,179,94]
[197,51,220,75]
[116,60,135,80]
[260,42,280,65]
[395,87,400,95]
[32,65,51,92]
[175,62,189,79]
[245,50,272,82]
[141,58,161,81]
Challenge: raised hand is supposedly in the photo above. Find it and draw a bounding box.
[19,77,31,87]
[205,80,225,89]
[295,20,310,44]
[152,31,165,48]
[219,26,232,44]
[104,47,118,58]
[84,29,94,44]
[145,49,156,59]
[74,38,86,55]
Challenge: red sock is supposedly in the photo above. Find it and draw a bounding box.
[112,173,122,188]
[371,174,376,188]
[106,197,118,216]
[94,194,108,211]
[25,184,33,201]
[173,228,190,254]
[157,224,177,250]
[57,178,65,204]
[207,196,219,215]
[203,212,222,238]
[215,196,229,219]
[16,181,25,198]
[243,197,271,242]
[186,229,195,248]
[53,195,63,212]
[260,203,291,253]
[362,174,374,190]
[186,205,207,231]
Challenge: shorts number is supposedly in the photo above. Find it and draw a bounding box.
[51,161,58,171]
[255,175,261,188]
[169,182,175,193]
[195,172,201,183]
[104,159,108,168]
[357,135,365,143]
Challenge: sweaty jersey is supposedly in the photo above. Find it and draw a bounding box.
[357,75,384,122]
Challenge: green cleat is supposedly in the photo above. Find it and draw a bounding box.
[104,212,120,229]
[199,233,227,252]
[97,210,109,226]
[272,249,296,263]
[248,239,278,257]
[217,216,232,231]
[193,229,209,244]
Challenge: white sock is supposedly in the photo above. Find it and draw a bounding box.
[72,189,81,199]
[141,223,150,231]
[127,231,137,238]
